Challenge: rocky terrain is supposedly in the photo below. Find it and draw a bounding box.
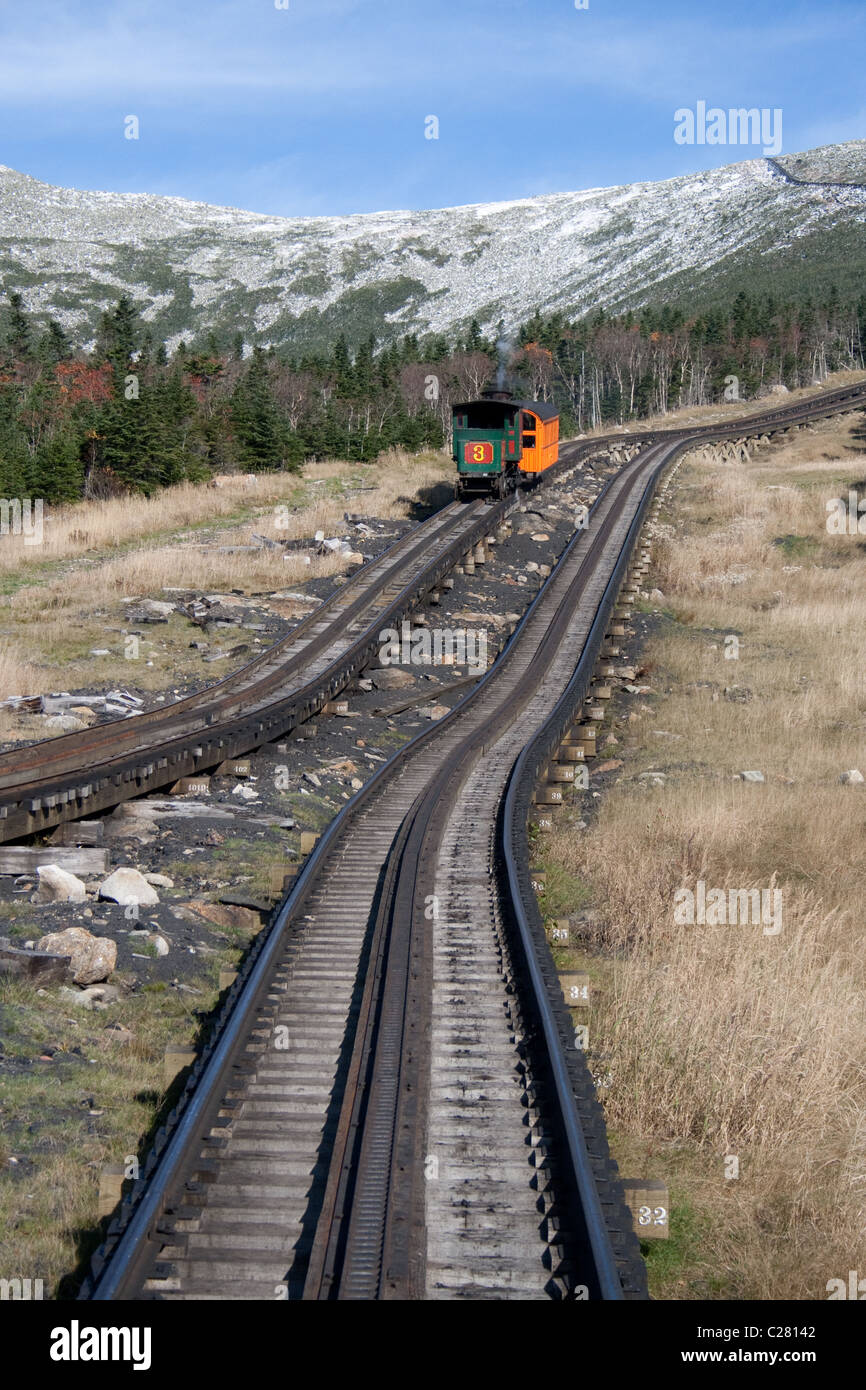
[2,141,865,353]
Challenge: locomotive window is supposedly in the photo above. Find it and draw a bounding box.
[522,433,536,447]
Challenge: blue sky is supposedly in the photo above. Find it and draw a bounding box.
[0,0,863,216]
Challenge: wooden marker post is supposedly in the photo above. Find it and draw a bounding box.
[622,1179,670,1240]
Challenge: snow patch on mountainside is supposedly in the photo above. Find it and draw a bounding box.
[2,143,865,350]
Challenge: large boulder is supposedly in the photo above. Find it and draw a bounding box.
[98,867,160,906]
[36,926,116,985]
[35,865,88,904]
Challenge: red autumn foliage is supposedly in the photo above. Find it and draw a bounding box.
[54,361,114,405]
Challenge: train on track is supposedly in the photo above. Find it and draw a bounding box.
[453,388,560,498]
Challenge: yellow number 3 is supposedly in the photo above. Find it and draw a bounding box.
[473,444,485,461]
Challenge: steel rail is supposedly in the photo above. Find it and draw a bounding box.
[302,440,676,1300]
[82,439,651,1300]
[80,380,866,1300]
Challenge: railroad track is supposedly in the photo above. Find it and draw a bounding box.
[0,495,510,840]
[3,379,863,846]
[0,378,833,1299]
[71,379,866,1302]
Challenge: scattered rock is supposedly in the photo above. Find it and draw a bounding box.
[839,769,864,785]
[738,770,765,783]
[0,938,72,985]
[144,873,174,888]
[34,864,88,904]
[139,599,175,618]
[149,934,170,957]
[186,901,266,933]
[593,759,623,774]
[44,714,87,733]
[103,1022,134,1044]
[371,668,416,690]
[38,927,117,985]
[649,588,665,601]
[68,705,98,725]
[530,533,550,543]
[82,983,121,1003]
[426,704,450,721]
[57,985,106,1011]
[98,867,160,906]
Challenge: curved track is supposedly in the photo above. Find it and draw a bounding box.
[40,378,864,1301]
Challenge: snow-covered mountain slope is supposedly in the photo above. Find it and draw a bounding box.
[2,140,865,353]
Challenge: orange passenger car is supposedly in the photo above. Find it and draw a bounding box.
[517,403,560,476]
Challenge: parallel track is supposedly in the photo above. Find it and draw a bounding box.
[47,379,864,1301]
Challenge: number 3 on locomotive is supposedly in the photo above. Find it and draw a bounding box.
[464,441,493,465]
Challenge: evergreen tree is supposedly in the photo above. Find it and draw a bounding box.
[38,319,72,365]
[231,349,296,471]
[6,291,31,359]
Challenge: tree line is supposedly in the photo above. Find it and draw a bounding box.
[0,286,863,502]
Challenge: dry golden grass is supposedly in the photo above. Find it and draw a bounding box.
[545,410,866,1299]
[0,449,451,711]
[586,367,866,437]
[0,449,450,579]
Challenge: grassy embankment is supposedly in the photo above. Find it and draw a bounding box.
[542,408,866,1299]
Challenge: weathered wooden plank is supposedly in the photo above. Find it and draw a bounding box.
[0,847,108,876]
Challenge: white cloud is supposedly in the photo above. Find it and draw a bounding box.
[0,2,860,109]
